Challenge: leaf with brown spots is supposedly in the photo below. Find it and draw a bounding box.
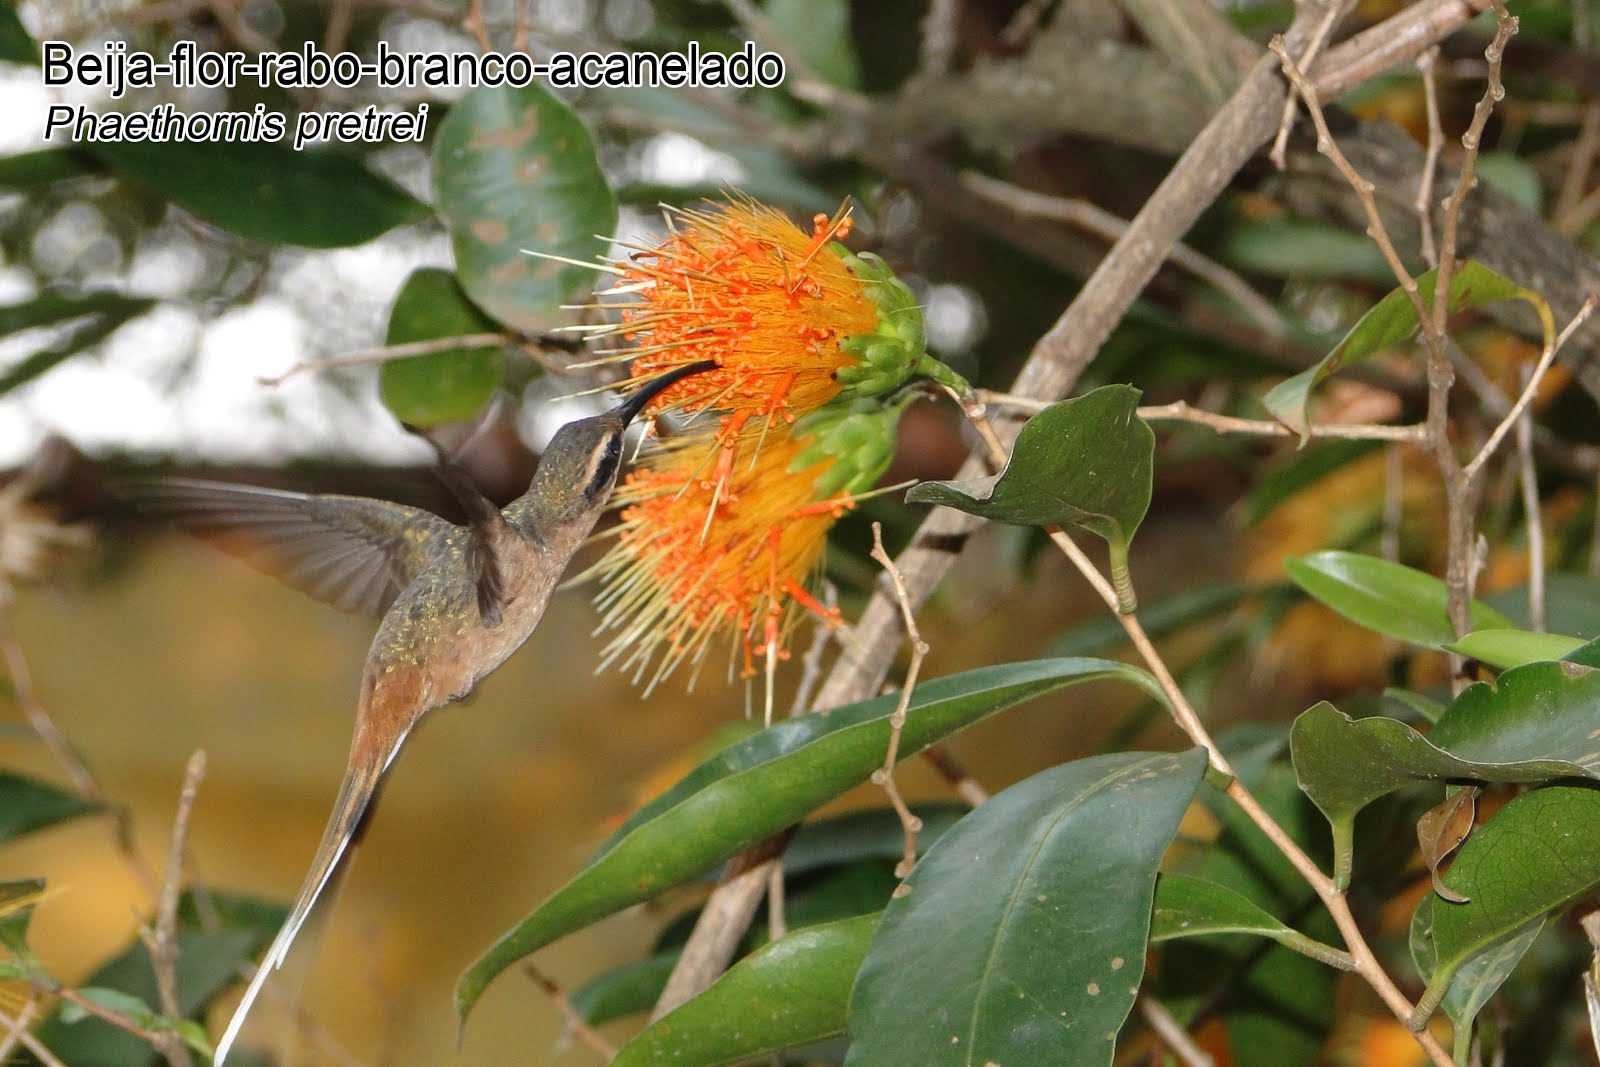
[433,85,616,333]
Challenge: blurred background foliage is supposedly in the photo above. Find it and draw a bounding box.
[0,0,1599,1064]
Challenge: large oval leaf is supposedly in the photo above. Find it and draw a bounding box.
[1291,689,1600,887]
[1262,261,1553,440]
[611,914,877,1066]
[1150,873,1348,967]
[1285,550,1514,648]
[847,749,1207,1067]
[432,84,616,333]
[1415,784,1600,1019]
[1411,896,1544,1058]
[907,385,1153,607]
[456,658,1163,1023]
[377,268,506,427]
[92,141,428,248]
[1447,628,1584,670]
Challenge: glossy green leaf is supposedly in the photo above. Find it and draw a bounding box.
[0,772,98,844]
[0,0,36,63]
[783,804,970,877]
[1446,628,1584,670]
[1291,690,1600,886]
[1263,261,1553,440]
[92,141,428,248]
[847,749,1207,1067]
[612,913,876,1065]
[457,658,1163,1024]
[1151,874,1347,967]
[433,84,616,333]
[1415,785,1600,1021]
[1412,897,1543,1061]
[907,386,1153,607]
[1285,550,1515,648]
[377,268,506,427]
[766,0,861,89]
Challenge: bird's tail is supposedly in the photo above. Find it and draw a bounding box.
[212,732,403,1065]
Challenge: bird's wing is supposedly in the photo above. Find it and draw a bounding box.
[130,478,452,616]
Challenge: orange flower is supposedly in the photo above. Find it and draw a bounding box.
[594,199,877,423]
[589,423,848,694]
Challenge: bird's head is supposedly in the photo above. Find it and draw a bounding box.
[527,360,717,522]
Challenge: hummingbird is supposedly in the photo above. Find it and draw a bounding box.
[136,361,715,1064]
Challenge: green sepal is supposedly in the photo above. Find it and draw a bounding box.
[791,397,904,498]
[833,248,970,400]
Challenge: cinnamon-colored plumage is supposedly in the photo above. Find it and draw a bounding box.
[138,362,715,1064]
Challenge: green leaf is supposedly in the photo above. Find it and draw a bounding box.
[1411,898,1543,1057]
[0,148,101,188]
[1151,874,1347,967]
[1474,152,1543,213]
[34,891,282,1067]
[612,914,876,1065]
[572,952,679,1026]
[765,0,861,89]
[1414,785,1600,1021]
[847,749,1207,1067]
[60,987,158,1027]
[456,658,1163,1024]
[1285,550,1515,648]
[1487,572,1600,640]
[0,878,46,978]
[433,84,616,334]
[1446,628,1584,670]
[907,386,1153,609]
[1262,261,1553,440]
[92,141,428,248]
[1222,218,1393,283]
[0,772,98,844]
[0,290,157,394]
[1047,582,1261,657]
[1291,680,1600,887]
[783,804,970,877]
[377,268,506,427]
[0,0,37,64]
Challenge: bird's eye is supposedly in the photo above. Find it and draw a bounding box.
[585,434,623,496]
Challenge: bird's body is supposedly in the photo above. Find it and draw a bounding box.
[138,361,715,1065]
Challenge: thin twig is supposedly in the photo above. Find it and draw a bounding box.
[1463,296,1598,481]
[138,751,206,1067]
[766,862,787,942]
[960,171,1288,337]
[1515,363,1546,631]
[1139,995,1215,1067]
[524,965,616,1060]
[0,1003,68,1067]
[259,333,511,386]
[920,745,990,807]
[1270,0,1354,169]
[651,857,778,1020]
[1416,47,1444,267]
[868,523,929,879]
[917,0,960,79]
[1557,103,1600,234]
[980,391,1427,441]
[0,999,37,1063]
[463,0,491,51]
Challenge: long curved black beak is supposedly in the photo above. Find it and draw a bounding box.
[613,359,719,425]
